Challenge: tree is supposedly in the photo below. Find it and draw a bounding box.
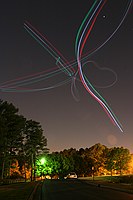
[39,153,74,178]
[113,147,131,175]
[0,99,48,181]
[105,148,115,176]
[86,143,107,175]
[105,147,131,175]
[24,120,48,181]
[0,100,25,179]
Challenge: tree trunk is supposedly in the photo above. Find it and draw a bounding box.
[33,155,36,181]
[24,162,27,182]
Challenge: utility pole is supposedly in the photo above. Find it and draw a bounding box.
[31,153,33,182]
[92,166,94,181]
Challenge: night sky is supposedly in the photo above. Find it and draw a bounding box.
[0,0,133,153]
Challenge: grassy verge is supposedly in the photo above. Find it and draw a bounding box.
[0,181,39,200]
[79,175,133,183]
[79,175,133,193]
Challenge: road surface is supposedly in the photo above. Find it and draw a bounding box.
[37,179,133,200]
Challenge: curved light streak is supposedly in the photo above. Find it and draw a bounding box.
[76,0,123,132]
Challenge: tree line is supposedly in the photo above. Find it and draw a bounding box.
[37,143,132,178]
[0,99,48,181]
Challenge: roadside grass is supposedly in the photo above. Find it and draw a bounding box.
[0,181,38,200]
[79,175,133,192]
[79,175,133,183]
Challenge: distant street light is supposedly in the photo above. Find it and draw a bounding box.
[40,157,46,165]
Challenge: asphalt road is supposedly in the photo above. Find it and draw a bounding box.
[39,179,133,200]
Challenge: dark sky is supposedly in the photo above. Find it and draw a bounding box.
[0,0,133,153]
